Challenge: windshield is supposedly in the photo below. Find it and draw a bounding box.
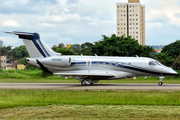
[155,61,162,66]
[149,61,156,66]
[149,61,162,66]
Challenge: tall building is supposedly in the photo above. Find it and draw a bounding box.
[116,0,145,45]
[0,39,3,47]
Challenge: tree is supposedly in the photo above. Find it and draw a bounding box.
[70,44,81,53]
[0,46,12,56]
[52,43,65,51]
[162,40,180,58]
[91,34,153,57]
[11,45,29,61]
[153,52,174,66]
[53,47,77,55]
[80,42,93,55]
[81,42,93,49]
[58,43,65,48]
[172,55,180,70]
[160,40,180,69]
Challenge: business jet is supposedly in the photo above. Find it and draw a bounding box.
[5,31,178,86]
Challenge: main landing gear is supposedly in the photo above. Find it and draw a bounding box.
[81,80,93,86]
[81,80,86,86]
[158,76,164,86]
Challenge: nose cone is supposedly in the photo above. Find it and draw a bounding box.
[167,69,178,76]
[162,66,178,76]
[173,70,178,75]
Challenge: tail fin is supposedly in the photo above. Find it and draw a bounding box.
[5,31,56,58]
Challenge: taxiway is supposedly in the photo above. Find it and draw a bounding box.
[0,83,180,91]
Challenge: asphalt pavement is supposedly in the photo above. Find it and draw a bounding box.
[0,83,180,91]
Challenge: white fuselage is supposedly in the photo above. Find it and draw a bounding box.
[6,31,178,85]
[28,56,177,81]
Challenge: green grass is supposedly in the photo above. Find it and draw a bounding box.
[0,105,180,119]
[1,90,180,109]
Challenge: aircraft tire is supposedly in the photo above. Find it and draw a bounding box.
[81,81,86,86]
[158,81,163,86]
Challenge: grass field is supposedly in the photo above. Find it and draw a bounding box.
[0,90,180,119]
[0,105,180,120]
[1,90,180,109]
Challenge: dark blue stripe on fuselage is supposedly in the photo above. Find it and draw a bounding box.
[73,61,175,76]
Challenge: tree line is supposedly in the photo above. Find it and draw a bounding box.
[0,45,28,63]
[0,34,179,70]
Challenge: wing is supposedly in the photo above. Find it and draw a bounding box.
[54,73,115,77]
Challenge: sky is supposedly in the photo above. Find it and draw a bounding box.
[0,0,180,48]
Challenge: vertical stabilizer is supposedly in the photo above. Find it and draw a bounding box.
[5,31,56,58]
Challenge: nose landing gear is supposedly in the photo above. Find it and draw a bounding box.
[158,76,164,86]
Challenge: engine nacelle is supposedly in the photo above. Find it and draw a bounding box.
[39,57,71,67]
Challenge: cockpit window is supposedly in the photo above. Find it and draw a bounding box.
[155,61,162,66]
[149,61,156,66]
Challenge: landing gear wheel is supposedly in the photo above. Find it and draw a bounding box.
[81,80,86,86]
[158,76,164,86]
[158,81,163,86]
[90,83,93,85]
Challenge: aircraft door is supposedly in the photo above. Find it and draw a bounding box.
[86,61,91,69]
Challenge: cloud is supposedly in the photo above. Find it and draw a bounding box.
[37,23,56,27]
[0,0,180,47]
[83,16,115,26]
[174,12,180,18]
[64,9,69,12]
[146,22,164,28]
[2,0,29,6]
[146,10,169,23]
[89,19,115,26]
[37,13,81,23]
[66,0,79,5]
[0,35,23,47]
[2,20,20,27]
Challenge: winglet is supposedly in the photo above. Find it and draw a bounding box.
[36,59,53,75]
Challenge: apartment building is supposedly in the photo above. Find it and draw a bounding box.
[116,0,145,45]
[0,56,6,70]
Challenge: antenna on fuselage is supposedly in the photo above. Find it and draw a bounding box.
[136,55,139,58]
[95,54,97,56]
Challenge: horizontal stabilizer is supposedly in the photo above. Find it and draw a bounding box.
[54,73,115,77]
[4,31,34,36]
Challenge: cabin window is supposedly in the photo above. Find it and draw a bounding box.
[149,61,156,66]
[116,62,118,66]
